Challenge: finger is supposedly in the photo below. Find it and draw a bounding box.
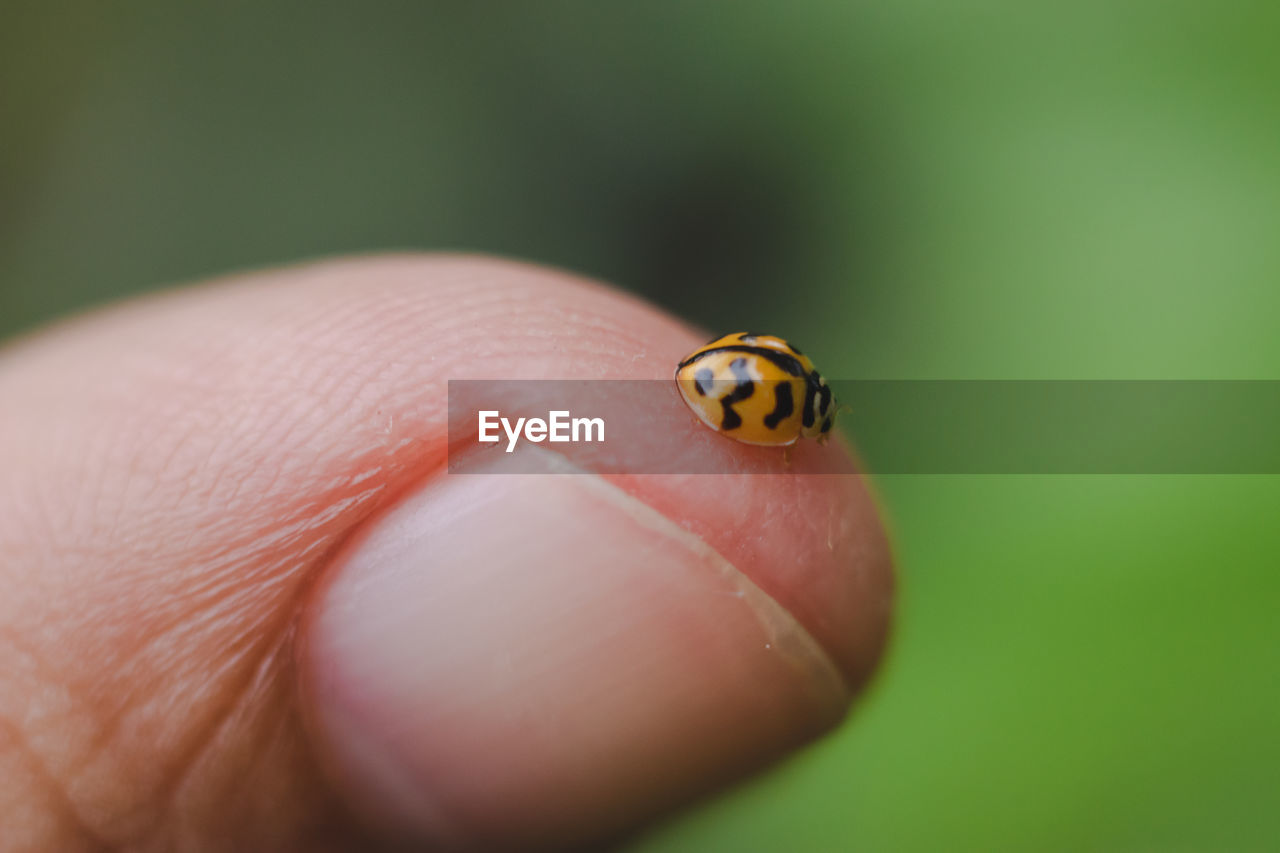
[0,254,893,850]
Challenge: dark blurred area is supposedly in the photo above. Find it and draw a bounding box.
[1,2,899,343]
[3,2,1279,850]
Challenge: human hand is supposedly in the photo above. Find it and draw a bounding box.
[0,255,892,850]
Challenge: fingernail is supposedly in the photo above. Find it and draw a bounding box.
[304,450,849,849]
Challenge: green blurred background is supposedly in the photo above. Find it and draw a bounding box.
[3,2,1278,849]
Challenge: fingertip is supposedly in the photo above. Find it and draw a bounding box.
[303,450,853,848]
[0,252,892,849]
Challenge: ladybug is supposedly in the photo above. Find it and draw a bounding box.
[674,332,837,446]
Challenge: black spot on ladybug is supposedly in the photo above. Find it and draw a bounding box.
[802,376,818,428]
[763,381,794,429]
[719,357,755,431]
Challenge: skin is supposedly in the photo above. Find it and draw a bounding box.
[0,255,893,850]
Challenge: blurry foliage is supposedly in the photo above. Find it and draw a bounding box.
[3,1,1279,850]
